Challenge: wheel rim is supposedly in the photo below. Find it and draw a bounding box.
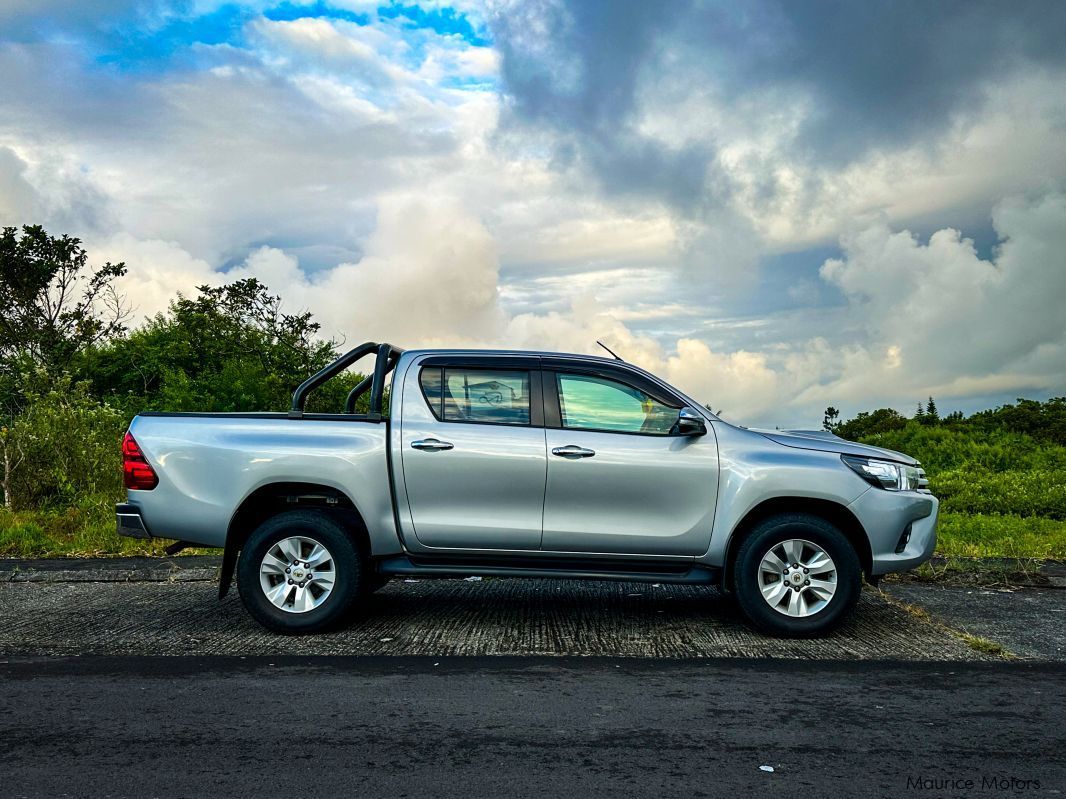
[259,535,336,614]
[757,538,837,618]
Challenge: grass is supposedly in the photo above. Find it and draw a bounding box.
[959,633,1011,657]
[904,557,1046,586]
[0,498,217,558]
[935,511,1066,559]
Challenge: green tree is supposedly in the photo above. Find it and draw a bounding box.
[0,226,127,382]
[924,396,940,425]
[822,406,840,432]
[83,278,356,413]
[835,408,908,440]
[968,397,1066,446]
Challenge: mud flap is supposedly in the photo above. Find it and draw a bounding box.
[219,540,239,599]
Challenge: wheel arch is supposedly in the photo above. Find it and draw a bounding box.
[219,482,370,599]
[721,496,871,590]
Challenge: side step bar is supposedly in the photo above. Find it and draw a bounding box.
[376,554,720,585]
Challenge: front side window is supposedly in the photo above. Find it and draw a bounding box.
[557,373,679,435]
[420,367,531,425]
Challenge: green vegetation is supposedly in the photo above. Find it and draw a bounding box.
[936,512,1066,559]
[0,224,1063,563]
[0,501,175,557]
[856,423,1066,521]
[0,225,365,557]
[959,634,1012,658]
[830,398,1066,561]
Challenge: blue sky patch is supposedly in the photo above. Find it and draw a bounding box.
[87,2,486,73]
[94,3,250,71]
[264,1,371,26]
[377,3,490,46]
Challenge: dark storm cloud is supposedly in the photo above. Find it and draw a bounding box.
[738,0,1066,160]
[490,0,1066,204]
[490,0,720,212]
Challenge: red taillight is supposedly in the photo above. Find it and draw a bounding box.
[122,431,158,490]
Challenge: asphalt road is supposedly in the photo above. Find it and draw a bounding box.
[2,656,1063,799]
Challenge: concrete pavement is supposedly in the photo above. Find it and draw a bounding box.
[0,574,1001,660]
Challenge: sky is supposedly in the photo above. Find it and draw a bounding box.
[0,0,1064,427]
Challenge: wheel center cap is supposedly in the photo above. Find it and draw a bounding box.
[790,572,804,585]
[292,567,306,581]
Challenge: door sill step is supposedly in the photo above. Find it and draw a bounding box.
[376,554,720,585]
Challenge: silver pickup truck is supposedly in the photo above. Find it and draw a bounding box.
[116,341,938,637]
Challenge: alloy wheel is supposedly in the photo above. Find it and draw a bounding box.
[757,538,837,618]
[258,535,336,614]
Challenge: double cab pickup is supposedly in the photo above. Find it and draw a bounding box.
[117,342,938,637]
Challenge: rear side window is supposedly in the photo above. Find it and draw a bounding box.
[557,373,679,435]
[420,367,531,426]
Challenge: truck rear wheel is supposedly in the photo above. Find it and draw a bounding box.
[237,510,363,634]
[733,513,861,638]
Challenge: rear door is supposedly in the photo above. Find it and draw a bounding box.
[399,356,547,551]
[541,367,719,556]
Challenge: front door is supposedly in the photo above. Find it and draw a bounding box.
[400,360,546,551]
[541,370,719,556]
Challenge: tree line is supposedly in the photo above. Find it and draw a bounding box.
[823,396,1066,446]
[2,224,1063,515]
[0,225,364,510]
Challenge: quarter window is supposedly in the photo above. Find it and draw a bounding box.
[420,367,531,426]
[557,373,679,435]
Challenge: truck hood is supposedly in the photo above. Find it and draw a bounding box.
[751,428,920,466]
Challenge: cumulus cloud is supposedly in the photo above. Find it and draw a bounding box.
[1,1,1064,428]
[819,192,1066,394]
[99,188,1065,426]
[488,0,1066,267]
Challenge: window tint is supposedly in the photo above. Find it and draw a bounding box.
[557,373,679,435]
[420,367,443,413]
[420,367,531,425]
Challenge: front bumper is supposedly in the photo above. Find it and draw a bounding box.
[848,489,939,576]
[116,503,152,539]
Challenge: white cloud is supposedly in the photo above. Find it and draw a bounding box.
[95,234,218,321]
[821,192,1066,386]
[1,3,1064,429]
[93,188,1066,427]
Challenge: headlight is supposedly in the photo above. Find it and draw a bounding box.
[841,455,923,491]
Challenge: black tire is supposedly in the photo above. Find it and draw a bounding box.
[733,513,861,638]
[237,510,363,634]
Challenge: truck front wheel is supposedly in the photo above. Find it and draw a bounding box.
[237,510,363,634]
[733,513,862,638]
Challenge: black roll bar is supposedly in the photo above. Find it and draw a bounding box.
[368,342,392,415]
[343,375,373,414]
[290,341,404,419]
[344,344,403,414]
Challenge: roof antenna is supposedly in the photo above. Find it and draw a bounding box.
[596,340,624,361]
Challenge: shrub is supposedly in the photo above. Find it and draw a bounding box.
[856,421,1066,519]
[1,373,125,511]
[936,512,1066,559]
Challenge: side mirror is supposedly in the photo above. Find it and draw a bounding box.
[676,406,707,437]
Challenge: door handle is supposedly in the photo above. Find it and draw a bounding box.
[411,438,454,451]
[551,445,595,458]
